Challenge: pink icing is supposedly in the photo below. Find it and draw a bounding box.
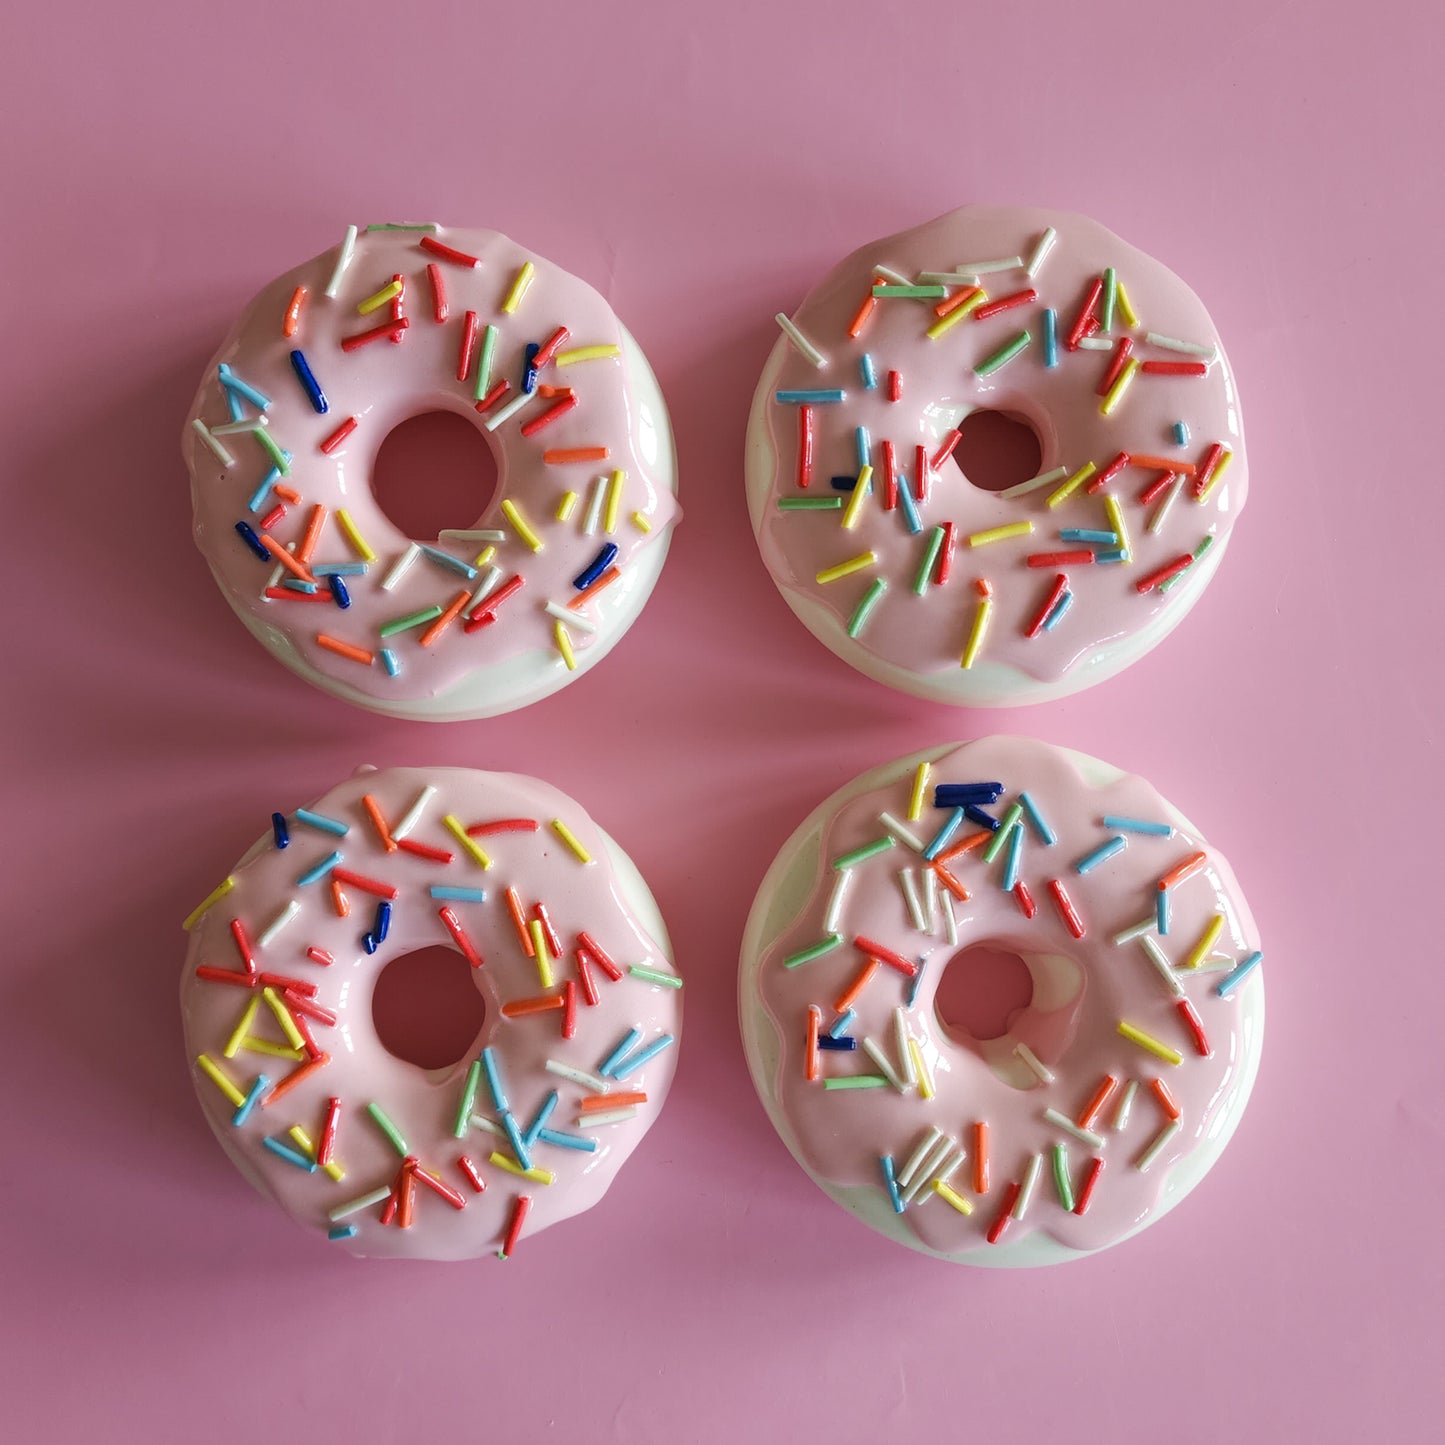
[751,737,1262,1256]
[180,766,681,1261]
[754,205,1247,684]
[183,226,679,704]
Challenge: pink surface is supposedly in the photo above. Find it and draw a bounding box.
[3,3,1441,1439]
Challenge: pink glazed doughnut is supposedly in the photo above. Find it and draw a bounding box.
[739,737,1264,1265]
[183,224,679,720]
[746,205,1247,706]
[181,766,681,1260]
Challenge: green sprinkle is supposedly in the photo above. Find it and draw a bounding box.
[974,330,1032,377]
[823,1075,890,1090]
[252,424,290,474]
[365,222,440,232]
[981,802,1024,864]
[1101,267,1118,333]
[913,526,945,595]
[1052,1142,1074,1210]
[379,605,444,637]
[475,324,499,401]
[846,578,888,639]
[779,497,844,511]
[833,836,895,871]
[784,934,844,969]
[452,1060,482,1139]
[1159,533,1216,595]
[871,284,947,299]
[367,1101,408,1156]
[629,964,683,990]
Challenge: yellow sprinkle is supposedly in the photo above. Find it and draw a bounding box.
[240,1037,304,1060]
[1100,356,1140,416]
[262,986,304,1050]
[357,278,403,315]
[960,595,992,669]
[1117,1020,1183,1066]
[907,761,930,823]
[554,620,577,671]
[1181,913,1225,970]
[500,261,535,315]
[816,551,876,585]
[909,1037,936,1100]
[968,520,1033,547]
[1104,492,1131,560]
[472,544,496,568]
[1046,462,1098,508]
[183,875,235,930]
[555,344,620,366]
[500,497,544,552]
[196,1054,246,1107]
[224,995,261,1059]
[1194,448,1233,504]
[529,918,555,989]
[631,510,652,533]
[550,817,593,864]
[488,1151,556,1184]
[933,1179,975,1215]
[443,813,492,869]
[925,289,987,339]
[556,491,579,522]
[335,508,377,562]
[1115,278,1139,329]
[841,465,873,530]
[289,1125,346,1182]
[604,469,625,534]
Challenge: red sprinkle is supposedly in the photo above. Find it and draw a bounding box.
[887,369,902,402]
[457,310,479,382]
[1065,277,1104,350]
[1138,471,1179,507]
[426,263,447,323]
[1092,451,1131,493]
[1097,336,1134,396]
[306,947,334,967]
[915,443,930,504]
[853,936,918,978]
[457,1155,486,1192]
[339,318,409,351]
[1025,573,1069,638]
[535,902,563,959]
[1176,998,1213,1057]
[973,287,1037,321]
[395,837,454,863]
[282,989,337,1027]
[931,429,962,472]
[388,273,405,342]
[329,867,397,900]
[1142,359,1208,376]
[1192,441,1227,499]
[466,818,540,836]
[562,979,578,1039]
[463,574,525,631]
[1072,1156,1105,1215]
[230,918,256,974]
[414,1166,467,1209]
[474,379,511,414]
[419,235,481,267]
[264,586,330,603]
[881,439,898,511]
[259,504,286,532]
[519,393,578,436]
[438,906,484,968]
[575,950,600,1007]
[577,931,623,981]
[194,965,256,989]
[1135,555,1194,594]
[987,1182,1022,1243]
[1048,879,1085,938]
[1013,880,1036,918]
[319,417,358,454]
[531,326,571,370]
[499,1194,532,1259]
[797,404,814,488]
[936,521,956,585]
[317,1097,341,1167]
[1027,550,1095,568]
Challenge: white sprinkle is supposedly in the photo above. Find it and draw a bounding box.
[822,868,853,936]
[1015,1041,1055,1085]
[898,1126,946,1188]
[899,868,928,934]
[258,900,300,949]
[1147,475,1185,535]
[323,224,359,299]
[211,416,268,436]
[922,867,939,935]
[1145,331,1217,361]
[329,1185,392,1221]
[1043,1107,1107,1151]
[941,890,959,947]
[1025,227,1058,279]
[1113,916,1157,946]
[997,465,1068,501]
[872,264,911,286]
[1134,1118,1181,1172]
[1189,955,1238,976]
[1076,336,1114,351]
[438,529,507,543]
[1013,1153,1044,1219]
[954,256,1024,276]
[903,1136,957,1203]
[775,313,828,369]
[862,1037,907,1093]
[582,474,608,536]
[391,784,436,840]
[580,1107,639,1127]
[468,566,504,610]
[483,389,536,432]
[878,811,926,852]
[1112,1079,1139,1131]
[895,1008,918,1087]
[1140,936,1185,997]
[380,543,421,593]
[466,1114,506,1138]
[545,600,597,634]
[191,418,235,467]
[929,1146,965,1192]
[545,1059,609,1093]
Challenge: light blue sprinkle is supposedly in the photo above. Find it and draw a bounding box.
[898,476,923,535]
[1002,820,1024,890]
[830,1009,857,1039]
[537,1128,598,1153]
[232,1075,269,1127]
[482,1047,508,1111]
[295,808,349,837]
[1042,308,1059,368]
[905,958,927,1009]
[1042,590,1073,631]
[219,363,272,412]
[380,648,400,677]
[523,1091,559,1147]
[881,1155,905,1214]
[611,1033,675,1081]
[500,1110,533,1172]
[854,424,871,471]
[246,457,293,513]
[430,885,486,902]
[860,353,877,390]
[922,807,965,861]
[263,1137,317,1172]
[1172,420,1190,447]
[223,380,243,422]
[282,578,318,594]
[598,1028,643,1078]
[1103,815,1175,838]
[312,562,368,577]
[420,545,478,580]
[1093,547,1128,564]
[1074,835,1128,874]
[1019,791,1057,846]
[1156,888,1171,936]
[1060,529,1118,545]
[296,850,343,885]
[328,1224,359,1241]
[1216,950,1263,998]
[776,389,845,404]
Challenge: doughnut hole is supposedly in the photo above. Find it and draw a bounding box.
[371,410,500,541]
[371,944,488,1071]
[934,943,1035,1043]
[951,409,1042,494]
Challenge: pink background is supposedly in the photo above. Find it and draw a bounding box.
[5,3,1441,1439]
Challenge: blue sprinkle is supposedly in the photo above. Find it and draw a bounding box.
[1093,548,1128,564]
[1172,420,1190,447]
[263,1137,317,1172]
[611,1033,675,1081]
[1002,821,1024,890]
[905,959,927,1009]
[934,782,1003,807]
[521,341,540,394]
[1019,791,1057,846]
[282,578,317,593]
[361,931,379,955]
[218,363,272,412]
[222,378,243,422]
[1075,835,1128,874]
[817,1035,857,1052]
[380,648,401,677]
[1042,590,1074,631]
[296,850,343,886]
[1156,888,1171,936]
[1060,529,1119,545]
[860,353,877,390]
[922,807,965,861]
[272,812,289,849]
[1216,950,1263,998]
[246,457,293,513]
[313,562,367,577]
[775,389,845,405]
[1042,307,1059,368]
[328,1224,359,1241]
[897,476,923,535]
[523,1091,559,1147]
[599,1028,644,1078]
[830,1009,857,1039]
[854,424,871,471]
[373,900,391,944]
[481,1048,508,1111]
[289,349,328,413]
[231,1074,269,1127]
[235,520,268,560]
[537,1127,598,1153]
[573,542,619,591]
[829,474,858,491]
[420,545,478,580]
[964,804,999,831]
[328,574,351,609]
[881,1155,905,1214]
[1103,815,1175,838]
[295,808,349,837]
[430,885,486,902]
[500,1110,533,1172]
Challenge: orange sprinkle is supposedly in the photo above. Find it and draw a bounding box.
[973,1121,989,1194]
[260,534,315,582]
[567,565,621,610]
[1158,851,1208,891]
[805,1006,821,1082]
[297,503,328,564]
[283,286,307,338]
[1076,1074,1119,1130]
[419,589,472,647]
[1131,454,1198,477]
[500,995,566,1018]
[936,831,992,865]
[362,794,396,852]
[974,577,993,598]
[579,1091,648,1114]
[833,959,879,1014]
[931,861,970,902]
[397,1161,416,1229]
[273,483,301,504]
[329,878,349,917]
[504,886,534,956]
[260,1051,330,1107]
[316,634,374,665]
[1150,1077,1182,1120]
[846,290,877,339]
[933,284,983,319]
[542,446,609,464]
